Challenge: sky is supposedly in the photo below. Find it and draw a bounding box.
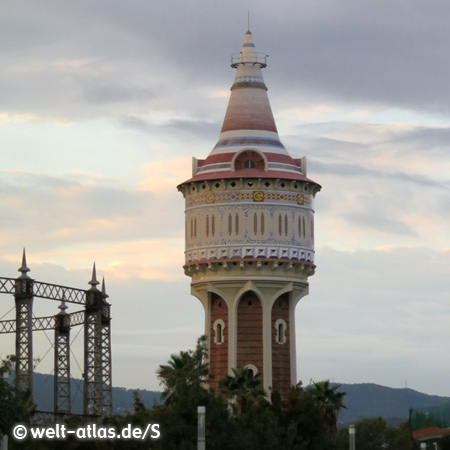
[0,1,449,398]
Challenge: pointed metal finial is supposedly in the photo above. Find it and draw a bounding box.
[101,277,109,299]
[18,247,30,279]
[89,262,100,289]
[248,11,250,32]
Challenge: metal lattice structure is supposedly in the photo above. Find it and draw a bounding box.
[0,251,112,423]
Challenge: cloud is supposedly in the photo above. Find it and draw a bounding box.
[0,170,184,254]
[297,246,450,394]
[3,1,450,124]
[118,116,220,142]
[312,160,449,191]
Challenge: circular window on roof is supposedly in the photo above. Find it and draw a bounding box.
[233,150,266,171]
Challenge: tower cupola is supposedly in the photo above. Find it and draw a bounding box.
[181,30,320,185]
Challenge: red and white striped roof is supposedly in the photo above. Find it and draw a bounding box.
[181,30,319,186]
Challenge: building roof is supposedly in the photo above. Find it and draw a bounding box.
[179,30,320,188]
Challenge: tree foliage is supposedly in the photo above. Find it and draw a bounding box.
[219,367,267,414]
[335,416,413,450]
[308,380,347,438]
[0,356,27,438]
[110,340,346,450]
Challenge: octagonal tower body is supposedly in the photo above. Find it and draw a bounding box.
[178,30,320,398]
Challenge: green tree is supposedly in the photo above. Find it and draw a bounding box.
[219,367,267,414]
[308,380,347,439]
[156,335,209,405]
[0,356,27,439]
[151,336,233,450]
[280,383,331,450]
[335,417,414,450]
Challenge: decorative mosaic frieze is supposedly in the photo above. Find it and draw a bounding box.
[186,190,312,208]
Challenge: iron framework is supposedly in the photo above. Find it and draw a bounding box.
[0,254,112,423]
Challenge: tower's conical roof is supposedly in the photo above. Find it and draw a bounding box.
[180,30,319,186]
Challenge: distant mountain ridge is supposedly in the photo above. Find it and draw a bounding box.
[335,383,450,426]
[24,372,160,415]
[19,373,450,425]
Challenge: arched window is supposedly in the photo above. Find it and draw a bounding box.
[213,319,225,345]
[233,150,266,171]
[244,364,258,377]
[275,319,287,344]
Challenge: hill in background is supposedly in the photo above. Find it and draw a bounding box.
[27,372,160,415]
[14,373,450,425]
[336,383,450,426]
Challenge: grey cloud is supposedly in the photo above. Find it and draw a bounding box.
[0,171,183,251]
[288,136,367,161]
[269,1,450,113]
[77,79,155,105]
[118,115,220,142]
[388,126,450,157]
[310,160,449,191]
[342,210,416,236]
[4,1,450,120]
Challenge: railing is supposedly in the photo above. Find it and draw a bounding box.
[230,52,268,68]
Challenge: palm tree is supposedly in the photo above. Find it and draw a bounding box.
[219,367,267,414]
[156,336,209,404]
[308,380,347,438]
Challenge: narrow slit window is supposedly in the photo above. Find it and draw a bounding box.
[284,214,288,236]
[212,215,215,237]
[278,214,282,235]
[261,213,265,234]
[214,319,225,345]
[206,215,209,237]
[254,213,258,235]
[302,216,306,238]
[228,213,232,236]
[298,216,302,238]
[275,319,287,344]
[194,218,197,238]
[235,213,239,235]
